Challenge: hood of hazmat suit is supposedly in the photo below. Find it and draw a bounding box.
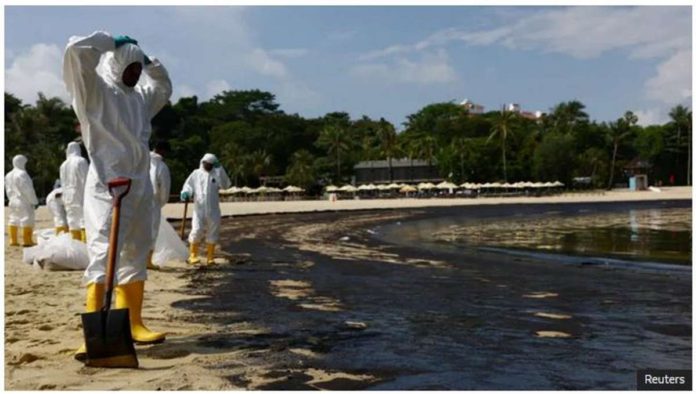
[63,31,172,285]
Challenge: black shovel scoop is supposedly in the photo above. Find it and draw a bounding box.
[81,177,138,368]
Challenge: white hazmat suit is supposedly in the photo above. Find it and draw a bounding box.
[63,31,172,354]
[181,154,230,263]
[63,31,171,285]
[5,155,39,246]
[148,151,171,265]
[46,187,69,232]
[59,141,88,240]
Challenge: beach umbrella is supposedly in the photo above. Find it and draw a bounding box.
[543,182,555,188]
[339,184,358,192]
[376,184,391,191]
[417,182,434,190]
[552,181,564,187]
[283,185,302,193]
[399,185,417,193]
[481,182,493,188]
[267,187,282,193]
[325,185,338,192]
[357,184,372,191]
[387,183,401,189]
[241,186,254,194]
[436,181,458,190]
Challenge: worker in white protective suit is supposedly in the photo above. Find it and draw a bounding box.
[63,31,172,363]
[5,155,39,247]
[180,153,231,265]
[59,141,89,242]
[147,140,171,270]
[46,181,69,235]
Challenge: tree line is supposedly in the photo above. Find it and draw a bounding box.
[4,90,692,200]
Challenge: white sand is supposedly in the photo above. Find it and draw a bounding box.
[161,187,692,220]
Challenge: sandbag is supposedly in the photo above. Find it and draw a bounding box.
[152,215,188,267]
[23,216,187,271]
[22,233,89,271]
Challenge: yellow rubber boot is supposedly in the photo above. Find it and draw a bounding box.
[74,282,106,362]
[206,243,216,265]
[115,281,166,344]
[81,228,87,242]
[70,229,82,241]
[8,225,19,246]
[188,243,201,265]
[21,227,35,247]
[146,250,158,270]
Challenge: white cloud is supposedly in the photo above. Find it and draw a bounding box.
[363,7,690,61]
[172,84,198,101]
[351,49,457,85]
[5,43,69,104]
[205,79,231,99]
[246,49,288,79]
[634,108,668,126]
[644,50,692,105]
[269,48,309,58]
[359,6,691,109]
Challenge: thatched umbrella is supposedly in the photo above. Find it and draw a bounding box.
[283,185,305,193]
[399,185,417,193]
[339,184,358,193]
[325,185,339,192]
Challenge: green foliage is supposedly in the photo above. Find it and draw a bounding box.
[5,87,692,200]
[533,132,577,184]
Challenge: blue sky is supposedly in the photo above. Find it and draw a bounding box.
[5,6,692,127]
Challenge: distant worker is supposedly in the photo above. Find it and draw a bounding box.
[147,140,171,270]
[180,153,231,265]
[64,30,172,362]
[59,141,89,242]
[46,180,69,235]
[5,154,39,247]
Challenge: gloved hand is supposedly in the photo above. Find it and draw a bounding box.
[114,35,138,48]
[180,191,191,202]
[144,55,152,65]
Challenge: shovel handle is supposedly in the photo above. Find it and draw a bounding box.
[180,199,189,240]
[103,177,132,310]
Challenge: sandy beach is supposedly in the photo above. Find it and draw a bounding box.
[4,188,692,390]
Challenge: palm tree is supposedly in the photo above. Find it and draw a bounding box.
[607,111,637,189]
[417,134,437,167]
[450,136,468,182]
[668,105,692,185]
[220,143,245,186]
[317,123,351,182]
[551,100,589,133]
[487,110,517,182]
[285,149,316,189]
[376,120,400,182]
[247,150,272,185]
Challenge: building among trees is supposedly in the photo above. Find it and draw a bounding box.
[354,159,441,184]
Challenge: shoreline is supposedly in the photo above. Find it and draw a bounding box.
[161,186,692,220]
[5,193,693,390]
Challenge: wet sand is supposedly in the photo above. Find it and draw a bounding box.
[4,198,692,390]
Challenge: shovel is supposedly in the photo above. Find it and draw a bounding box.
[81,177,138,368]
[180,198,189,240]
